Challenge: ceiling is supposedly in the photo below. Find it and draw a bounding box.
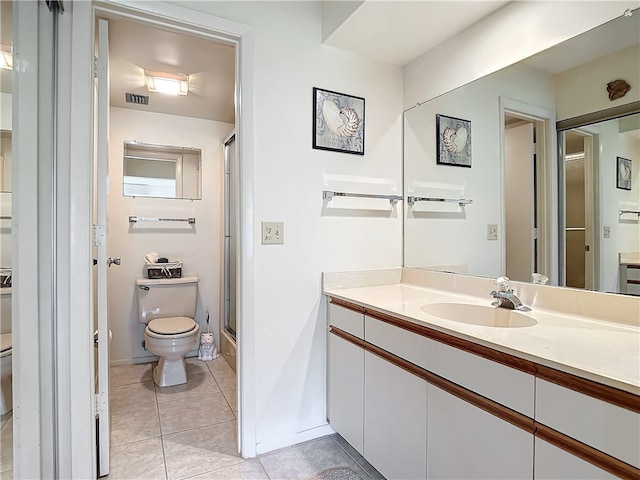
[105,1,511,121]
[106,16,236,123]
[323,1,510,66]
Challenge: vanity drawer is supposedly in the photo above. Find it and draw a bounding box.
[329,301,364,339]
[535,378,640,468]
[365,315,535,416]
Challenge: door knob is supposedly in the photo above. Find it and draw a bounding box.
[107,256,121,267]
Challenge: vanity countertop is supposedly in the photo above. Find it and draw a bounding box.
[323,268,640,395]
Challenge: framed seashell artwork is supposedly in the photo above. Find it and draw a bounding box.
[313,87,365,155]
[616,156,632,191]
[436,114,472,167]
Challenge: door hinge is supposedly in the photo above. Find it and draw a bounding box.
[93,224,106,246]
[533,227,538,240]
[95,392,107,417]
[94,56,98,78]
[532,142,537,155]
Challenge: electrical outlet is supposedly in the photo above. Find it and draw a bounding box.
[603,226,610,239]
[487,224,498,241]
[262,221,284,244]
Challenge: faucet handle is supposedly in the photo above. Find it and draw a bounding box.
[495,276,510,292]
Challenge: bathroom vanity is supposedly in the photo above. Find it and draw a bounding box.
[324,268,640,480]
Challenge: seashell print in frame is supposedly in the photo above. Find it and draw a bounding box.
[436,114,472,167]
[313,87,365,155]
[616,156,632,190]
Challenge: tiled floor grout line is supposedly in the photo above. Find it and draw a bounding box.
[153,368,171,480]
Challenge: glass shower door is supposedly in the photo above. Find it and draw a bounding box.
[224,133,237,339]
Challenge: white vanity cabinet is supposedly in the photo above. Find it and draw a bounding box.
[534,438,617,480]
[327,302,364,454]
[535,377,640,469]
[427,384,534,479]
[327,297,639,480]
[364,350,427,480]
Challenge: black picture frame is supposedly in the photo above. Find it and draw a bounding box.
[617,156,632,190]
[436,114,472,167]
[313,87,365,155]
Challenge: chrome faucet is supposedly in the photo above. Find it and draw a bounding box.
[490,277,530,311]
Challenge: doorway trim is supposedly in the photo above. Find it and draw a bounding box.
[93,0,257,460]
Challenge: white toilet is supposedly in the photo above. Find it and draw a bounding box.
[136,276,200,387]
[0,333,12,415]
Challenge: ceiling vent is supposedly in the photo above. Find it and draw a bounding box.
[125,93,149,105]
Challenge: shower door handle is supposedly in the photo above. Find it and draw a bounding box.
[107,256,121,267]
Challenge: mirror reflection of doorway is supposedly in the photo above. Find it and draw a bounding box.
[562,130,596,290]
[504,118,536,282]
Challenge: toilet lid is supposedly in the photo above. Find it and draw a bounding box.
[147,317,197,335]
[0,333,11,354]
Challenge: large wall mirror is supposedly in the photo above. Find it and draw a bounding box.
[123,141,202,200]
[404,11,640,295]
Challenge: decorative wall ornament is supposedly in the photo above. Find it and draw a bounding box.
[313,87,365,155]
[606,79,631,101]
[436,114,472,167]
[617,156,632,190]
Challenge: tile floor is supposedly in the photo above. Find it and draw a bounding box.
[0,357,384,479]
[108,357,385,480]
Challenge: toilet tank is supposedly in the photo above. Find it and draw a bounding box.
[136,276,198,324]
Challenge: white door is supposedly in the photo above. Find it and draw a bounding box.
[505,122,535,282]
[95,18,111,477]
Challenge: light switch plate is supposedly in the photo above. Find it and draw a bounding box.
[603,226,610,239]
[487,224,498,241]
[262,221,284,244]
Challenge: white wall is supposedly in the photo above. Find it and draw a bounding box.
[556,45,640,120]
[172,0,403,449]
[107,107,233,364]
[597,119,640,293]
[0,92,11,130]
[403,63,555,277]
[403,1,637,109]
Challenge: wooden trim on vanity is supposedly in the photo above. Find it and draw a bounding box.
[329,297,366,314]
[364,341,536,434]
[329,326,365,349]
[537,365,640,414]
[536,423,640,480]
[365,308,537,375]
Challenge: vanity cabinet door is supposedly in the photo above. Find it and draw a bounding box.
[328,333,364,455]
[534,438,617,479]
[364,351,427,480]
[427,384,534,479]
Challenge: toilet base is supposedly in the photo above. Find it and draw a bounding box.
[153,357,187,387]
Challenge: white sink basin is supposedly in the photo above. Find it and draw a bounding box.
[421,303,537,328]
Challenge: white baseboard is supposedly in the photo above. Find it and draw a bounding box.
[255,424,336,456]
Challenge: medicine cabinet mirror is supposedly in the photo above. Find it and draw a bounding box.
[123,141,202,200]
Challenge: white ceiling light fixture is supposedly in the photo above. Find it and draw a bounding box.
[145,70,189,96]
[0,45,13,71]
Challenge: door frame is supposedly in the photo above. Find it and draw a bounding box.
[499,97,557,285]
[92,0,257,458]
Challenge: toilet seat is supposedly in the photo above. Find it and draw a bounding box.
[146,317,197,339]
[0,333,11,358]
